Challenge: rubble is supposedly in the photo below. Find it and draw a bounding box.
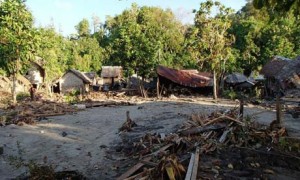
[0,100,78,126]
[115,106,300,179]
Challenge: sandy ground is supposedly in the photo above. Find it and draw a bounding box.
[0,97,299,179]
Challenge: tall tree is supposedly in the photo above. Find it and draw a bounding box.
[229,1,268,74]
[68,37,103,72]
[75,18,91,37]
[36,27,69,94]
[0,0,38,103]
[105,4,185,78]
[253,0,300,15]
[193,0,235,99]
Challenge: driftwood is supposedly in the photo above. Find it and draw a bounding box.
[179,124,226,136]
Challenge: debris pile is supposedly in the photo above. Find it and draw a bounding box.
[0,100,78,126]
[116,107,299,179]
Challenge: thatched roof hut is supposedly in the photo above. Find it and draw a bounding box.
[261,56,300,81]
[261,55,300,94]
[59,69,92,93]
[224,73,248,84]
[101,66,122,78]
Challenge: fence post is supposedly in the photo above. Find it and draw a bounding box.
[239,98,244,120]
[276,95,282,125]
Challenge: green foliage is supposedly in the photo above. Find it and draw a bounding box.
[75,18,91,37]
[253,0,300,16]
[0,0,38,73]
[65,90,80,104]
[36,27,68,83]
[68,37,103,72]
[193,0,235,99]
[16,92,29,101]
[104,4,185,78]
[222,89,237,100]
[0,0,38,103]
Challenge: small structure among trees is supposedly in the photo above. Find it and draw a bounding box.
[25,59,45,90]
[261,55,300,96]
[58,69,92,94]
[100,66,123,89]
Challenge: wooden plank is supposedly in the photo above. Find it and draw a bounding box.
[191,147,200,180]
[117,144,172,180]
[116,157,151,180]
[185,153,195,180]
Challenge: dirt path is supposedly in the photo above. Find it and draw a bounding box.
[0,97,299,179]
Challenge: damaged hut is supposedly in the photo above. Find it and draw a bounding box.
[100,66,123,89]
[57,69,92,94]
[261,55,300,96]
[25,57,46,90]
[157,65,213,94]
[224,72,255,90]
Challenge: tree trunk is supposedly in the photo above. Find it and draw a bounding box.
[12,72,17,104]
[213,70,218,100]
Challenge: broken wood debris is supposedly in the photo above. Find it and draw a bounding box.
[116,107,298,179]
[0,100,78,126]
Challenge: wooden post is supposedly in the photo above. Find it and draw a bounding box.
[239,98,244,120]
[157,77,160,98]
[276,95,282,125]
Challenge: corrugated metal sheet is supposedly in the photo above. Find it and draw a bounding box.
[101,66,122,78]
[157,65,213,88]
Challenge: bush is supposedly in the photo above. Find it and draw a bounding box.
[65,90,80,104]
[223,89,237,100]
[17,92,30,101]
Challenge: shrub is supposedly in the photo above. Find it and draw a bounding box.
[16,92,30,101]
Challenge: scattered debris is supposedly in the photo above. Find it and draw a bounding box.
[114,106,300,179]
[0,100,78,126]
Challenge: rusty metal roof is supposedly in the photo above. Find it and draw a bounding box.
[157,65,213,88]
